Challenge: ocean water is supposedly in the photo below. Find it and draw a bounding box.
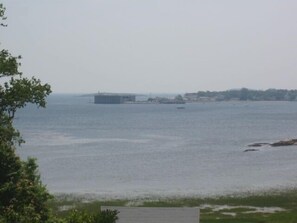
[14,94,297,198]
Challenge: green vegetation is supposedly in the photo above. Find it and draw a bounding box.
[0,3,117,222]
[62,209,118,223]
[0,3,52,222]
[185,88,297,101]
[140,190,297,223]
[49,189,297,223]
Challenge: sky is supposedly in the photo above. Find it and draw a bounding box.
[1,0,297,94]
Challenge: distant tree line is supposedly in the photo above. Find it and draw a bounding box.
[185,88,297,101]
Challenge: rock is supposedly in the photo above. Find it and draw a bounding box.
[270,139,297,147]
[244,148,259,152]
[248,143,269,147]
[247,139,297,150]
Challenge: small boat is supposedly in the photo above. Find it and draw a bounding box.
[176,106,185,109]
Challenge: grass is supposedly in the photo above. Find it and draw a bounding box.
[49,189,297,223]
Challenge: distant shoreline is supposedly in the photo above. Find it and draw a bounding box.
[52,186,297,202]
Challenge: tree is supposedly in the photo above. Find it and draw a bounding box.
[239,88,249,101]
[0,5,119,222]
[0,3,52,222]
[174,94,184,102]
[65,209,118,223]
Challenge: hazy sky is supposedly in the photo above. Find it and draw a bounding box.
[1,0,297,93]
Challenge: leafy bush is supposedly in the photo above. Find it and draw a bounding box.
[93,209,119,223]
[0,3,52,223]
[65,209,119,223]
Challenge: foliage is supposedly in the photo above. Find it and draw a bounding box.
[65,210,94,223]
[0,47,51,145]
[50,189,297,223]
[0,4,119,222]
[94,209,119,223]
[0,4,51,145]
[185,88,297,101]
[0,3,53,222]
[0,3,6,27]
[64,209,119,223]
[0,143,52,222]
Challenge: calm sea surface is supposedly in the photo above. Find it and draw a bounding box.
[15,94,297,198]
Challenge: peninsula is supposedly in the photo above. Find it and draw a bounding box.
[184,88,297,102]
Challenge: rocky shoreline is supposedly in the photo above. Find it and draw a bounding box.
[244,139,297,152]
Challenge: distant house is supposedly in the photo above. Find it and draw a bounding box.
[184,93,198,101]
[94,93,136,104]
